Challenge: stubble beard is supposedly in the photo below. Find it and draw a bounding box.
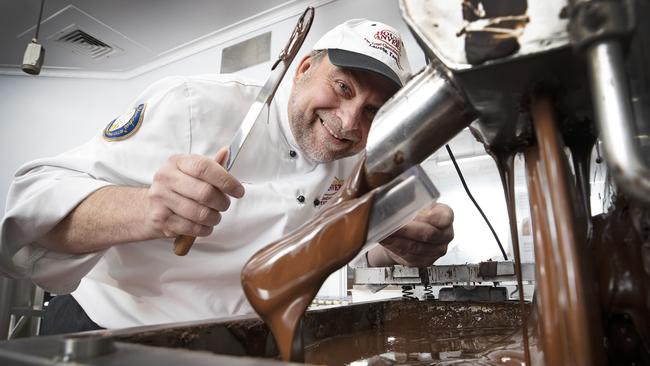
[288,84,351,164]
[288,103,336,163]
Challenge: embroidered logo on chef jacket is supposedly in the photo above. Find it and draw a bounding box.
[103,103,146,141]
[318,176,344,206]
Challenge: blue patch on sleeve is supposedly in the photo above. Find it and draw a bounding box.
[103,103,146,141]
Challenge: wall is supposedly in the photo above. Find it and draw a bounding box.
[424,148,535,265]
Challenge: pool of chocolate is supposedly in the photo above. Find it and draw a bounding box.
[118,299,529,365]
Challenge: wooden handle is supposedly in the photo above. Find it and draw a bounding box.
[174,235,196,256]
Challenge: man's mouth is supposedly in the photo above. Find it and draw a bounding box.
[320,117,349,143]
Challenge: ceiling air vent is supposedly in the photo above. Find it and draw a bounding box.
[56,28,119,60]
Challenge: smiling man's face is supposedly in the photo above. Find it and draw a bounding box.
[287,52,397,163]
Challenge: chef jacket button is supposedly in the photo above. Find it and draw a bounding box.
[297,195,305,203]
[289,150,297,158]
[313,199,321,207]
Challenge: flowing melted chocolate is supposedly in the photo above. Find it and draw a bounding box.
[490,149,531,365]
[523,97,605,365]
[241,157,376,361]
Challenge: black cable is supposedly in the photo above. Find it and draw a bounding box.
[35,0,45,40]
[445,144,508,261]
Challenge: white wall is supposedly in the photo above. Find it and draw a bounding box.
[0,76,135,213]
[423,148,535,265]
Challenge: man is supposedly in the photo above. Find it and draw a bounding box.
[0,19,453,334]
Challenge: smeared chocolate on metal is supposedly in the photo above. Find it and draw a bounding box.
[460,0,529,65]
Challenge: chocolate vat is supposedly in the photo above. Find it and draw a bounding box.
[119,299,528,364]
[0,299,528,365]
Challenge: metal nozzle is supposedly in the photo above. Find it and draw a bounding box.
[364,64,477,187]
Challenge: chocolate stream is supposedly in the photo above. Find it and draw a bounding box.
[491,149,531,365]
[242,157,375,361]
[524,96,605,365]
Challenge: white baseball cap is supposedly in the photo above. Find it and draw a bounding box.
[313,19,411,88]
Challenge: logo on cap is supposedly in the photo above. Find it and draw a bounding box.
[365,29,403,70]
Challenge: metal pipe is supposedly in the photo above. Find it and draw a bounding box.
[8,315,27,340]
[0,278,15,340]
[364,64,477,187]
[586,41,650,203]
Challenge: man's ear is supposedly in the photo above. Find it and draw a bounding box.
[293,55,313,82]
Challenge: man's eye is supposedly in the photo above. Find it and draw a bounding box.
[336,81,350,94]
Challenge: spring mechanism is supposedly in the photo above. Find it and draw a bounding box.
[401,285,417,300]
[423,284,434,300]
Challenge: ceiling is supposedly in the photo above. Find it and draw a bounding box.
[0,0,302,77]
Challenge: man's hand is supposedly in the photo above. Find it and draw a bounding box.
[145,147,245,239]
[368,203,454,267]
[40,147,245,254]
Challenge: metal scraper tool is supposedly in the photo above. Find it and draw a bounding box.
[173,7,315,256]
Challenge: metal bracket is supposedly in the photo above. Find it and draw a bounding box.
[353,262,535,286]
[568,0,637,52]
[60,334,116,362]
[438,286,509,302]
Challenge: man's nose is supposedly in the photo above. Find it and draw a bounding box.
[338,101,363,131]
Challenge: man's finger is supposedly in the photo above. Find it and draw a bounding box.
[214,146,229,166]
[176,155,244,198]
[390,220,452,245]
[416,203,454,228]
[162,230,176,238]
[165,212,215,237]
[164,190,222,226]
[158,167,231,212]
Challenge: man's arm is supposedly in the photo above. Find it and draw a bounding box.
[367,203,454,267]
[41,186,153,254]
[41,148,244,255]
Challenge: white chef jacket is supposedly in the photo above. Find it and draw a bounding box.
[0,74,360,328]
